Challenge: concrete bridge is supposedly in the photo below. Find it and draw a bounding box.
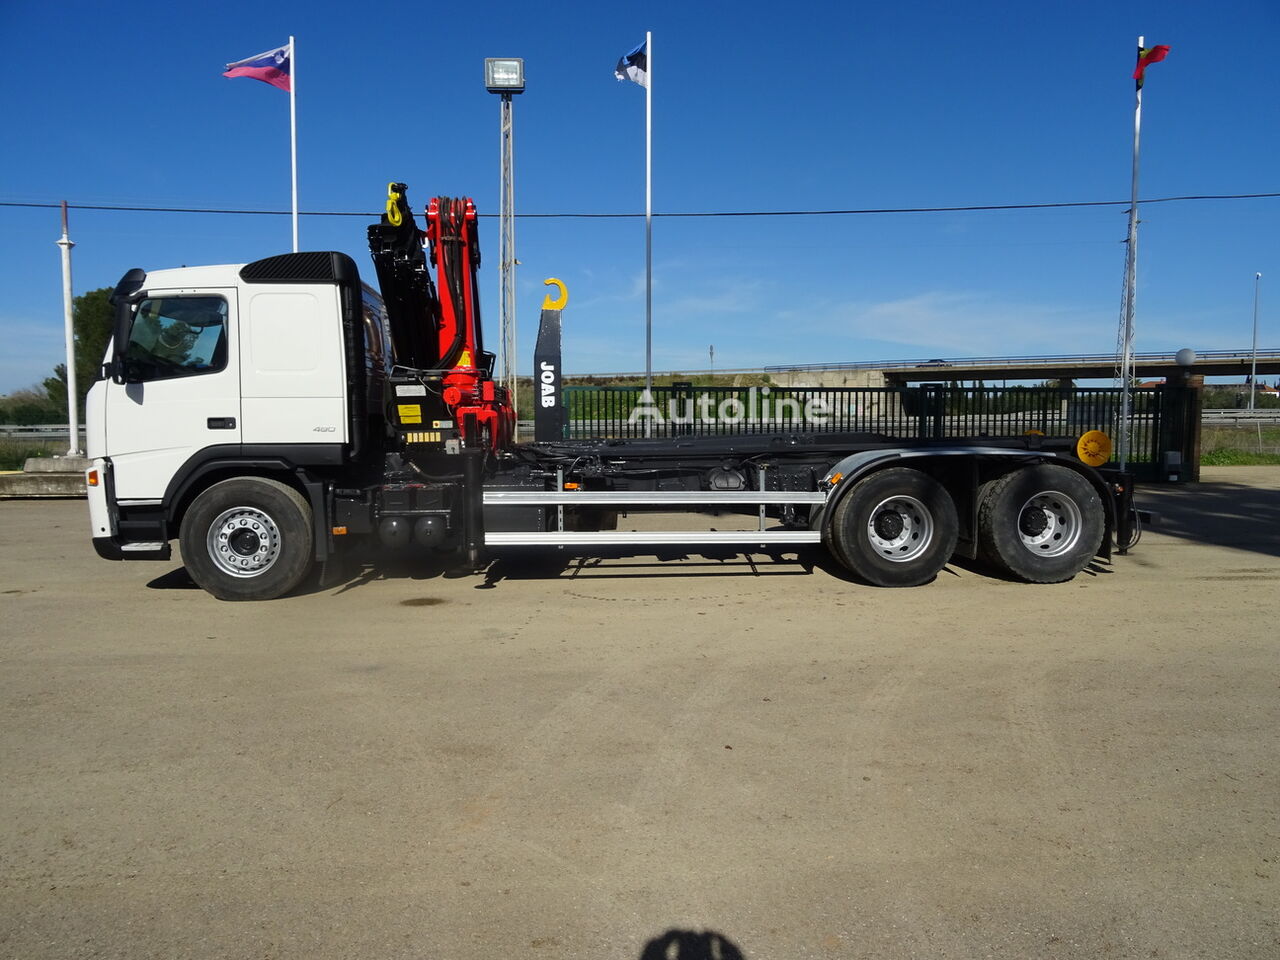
[588,350,1280,389]
[764,349,1280,387]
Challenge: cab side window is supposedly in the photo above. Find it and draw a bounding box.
[123,297,228,381]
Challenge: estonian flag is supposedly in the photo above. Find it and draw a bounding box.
[615,40,648,88]
[223,44,292,92]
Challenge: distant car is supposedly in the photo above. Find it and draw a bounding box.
[921,358,950,366]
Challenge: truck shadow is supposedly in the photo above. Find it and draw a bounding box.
[146,548,1000,594]
[480,549,1119,588]
[148,548,860,595]
[317,548,824,593]
[143,552,472,598]
[1134,477,1280,559]
[148,533,1129,597]
[480,547,828,587]
[145,567,202,590]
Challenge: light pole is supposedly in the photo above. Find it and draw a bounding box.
[1250,272,1262,411]
[56,201,82,457]
[485,57,524,422]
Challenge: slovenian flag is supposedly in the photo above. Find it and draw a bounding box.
[223,44,292,92]
[1132,44,1170,89]
[615,40,647,88]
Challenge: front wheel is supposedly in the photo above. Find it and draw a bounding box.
[179,477,314,601]
[977,464,1105,583]
[828,467,959,587]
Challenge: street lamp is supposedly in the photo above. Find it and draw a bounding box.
[56,201,82,456]
[1175,348,1197,392]
[1250,272,1262,411]
[485,58,524,424]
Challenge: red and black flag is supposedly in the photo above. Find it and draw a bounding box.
[1133,44,1170,89]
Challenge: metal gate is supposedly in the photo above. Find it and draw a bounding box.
[560,383,1168,478]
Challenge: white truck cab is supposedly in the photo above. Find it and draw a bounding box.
[86,252,390,593]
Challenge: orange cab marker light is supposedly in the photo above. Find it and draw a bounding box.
[331,526,348,536]
[563,482,581,490]
[87,469,99,487]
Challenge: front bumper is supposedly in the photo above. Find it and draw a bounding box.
[86,458,172,561]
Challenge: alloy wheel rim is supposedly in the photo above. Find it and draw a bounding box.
[207,506,282,578]
[1016,490,1083,558]
[866,495,934,562]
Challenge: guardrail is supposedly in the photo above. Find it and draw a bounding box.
[1202,410,1280,425]
[1,425,86,440]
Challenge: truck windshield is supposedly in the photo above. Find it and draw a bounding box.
[123,297,228,381]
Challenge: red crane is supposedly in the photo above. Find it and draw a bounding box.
[368,184,513,452]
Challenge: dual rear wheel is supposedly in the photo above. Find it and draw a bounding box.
[976,463,1105,583]
[828,468,959,587]
[827,463,1105,586]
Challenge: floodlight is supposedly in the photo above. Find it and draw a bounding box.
[485,58,524,94]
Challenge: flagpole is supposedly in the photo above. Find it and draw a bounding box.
[289,35,298,252]
[644,29,653,428]
[1118,35,1144,472]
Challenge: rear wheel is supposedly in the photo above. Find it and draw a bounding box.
[977,464,1104,583]
[179,477,314,601]
[828,467,959,587]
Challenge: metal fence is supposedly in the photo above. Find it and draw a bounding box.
[3,385,1170,468]
[561,384,1165,463]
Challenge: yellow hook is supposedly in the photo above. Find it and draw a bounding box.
[542,277,568,311]
[385,182,403,227]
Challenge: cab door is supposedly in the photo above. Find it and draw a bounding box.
[103,290,241,500]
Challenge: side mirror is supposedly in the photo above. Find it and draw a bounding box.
[108,268,146,385]
[110,304,133,386]
[109,350,132,386]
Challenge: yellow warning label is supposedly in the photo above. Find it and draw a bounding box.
[397,404,423,424]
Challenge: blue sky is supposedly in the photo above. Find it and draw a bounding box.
[0,0,1276,393]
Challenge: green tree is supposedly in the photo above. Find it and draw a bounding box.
[42,287,114,415]
[0,384,63,425]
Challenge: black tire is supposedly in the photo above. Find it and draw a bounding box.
[178,477,314,601]
[828,467,959,587]
[977,464,1105,583]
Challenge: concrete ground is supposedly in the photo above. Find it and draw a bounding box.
[1,468,1277,960]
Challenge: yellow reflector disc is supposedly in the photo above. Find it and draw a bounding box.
[1077,430,1112,467]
